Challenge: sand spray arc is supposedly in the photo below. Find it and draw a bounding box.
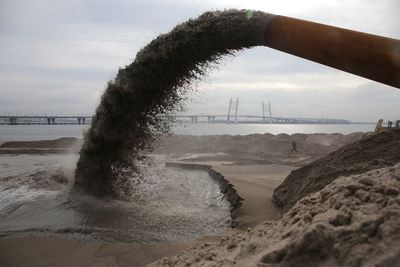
[75,10,400,196]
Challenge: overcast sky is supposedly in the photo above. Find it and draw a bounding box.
[0,0,399,122]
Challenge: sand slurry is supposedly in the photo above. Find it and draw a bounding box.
[150,163,400,267]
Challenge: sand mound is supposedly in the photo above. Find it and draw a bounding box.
[273,130,400,211]
[304,132,363,147]
[150,163,400,267]
[0,138,82,154]
[0,137,81,149]
[158,133,364,160]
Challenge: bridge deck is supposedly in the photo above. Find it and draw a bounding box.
[0,115,350,125]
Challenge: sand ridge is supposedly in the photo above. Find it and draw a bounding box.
[274,129,400,211]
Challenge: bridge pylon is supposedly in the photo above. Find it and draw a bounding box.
[227,97,239,124]
[262,101,272,124]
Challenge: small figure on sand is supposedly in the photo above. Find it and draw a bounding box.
[291,141,298,153]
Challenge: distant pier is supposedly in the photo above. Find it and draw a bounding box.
[0,115,93,125]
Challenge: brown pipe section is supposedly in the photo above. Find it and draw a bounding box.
[263,15,400,89]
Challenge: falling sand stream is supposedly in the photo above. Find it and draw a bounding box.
[75,10,274,196]
[0,10,274,243]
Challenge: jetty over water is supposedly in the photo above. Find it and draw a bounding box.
[0,115,93,125]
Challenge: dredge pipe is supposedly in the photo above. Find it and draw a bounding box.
[263,15,400,89]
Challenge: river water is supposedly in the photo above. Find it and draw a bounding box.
[0,123,374,141]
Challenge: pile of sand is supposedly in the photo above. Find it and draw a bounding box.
[273,130,400,211]
[157,132,365,165]
[304,132,362,147]
[0,138,82,154]
[150,162,400,266]
[0,137,81,149]
[159,133,364,156]
[148,131,400,266]
[0,133,364,161]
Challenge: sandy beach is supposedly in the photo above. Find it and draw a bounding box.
[1,131,399,266]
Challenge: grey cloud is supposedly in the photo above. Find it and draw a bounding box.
[186,81,400,122]
[0,0,399,122]
[351,82,400,102]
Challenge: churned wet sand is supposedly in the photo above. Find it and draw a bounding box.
[4,131,399,267]
[0,236,191,267]
[0,133,307,266]
[0,159,293,267]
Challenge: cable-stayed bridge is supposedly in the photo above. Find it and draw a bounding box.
[0,98,350,125]
[0,114,350,125]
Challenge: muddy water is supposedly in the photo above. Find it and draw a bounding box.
[0,153,231,242]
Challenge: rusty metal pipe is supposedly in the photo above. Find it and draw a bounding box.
[263,15,400,89]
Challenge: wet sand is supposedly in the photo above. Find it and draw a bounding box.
[213,164,295,227]
[0,162,293,266]
[0,236,191,267]
[0,133,364,266]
